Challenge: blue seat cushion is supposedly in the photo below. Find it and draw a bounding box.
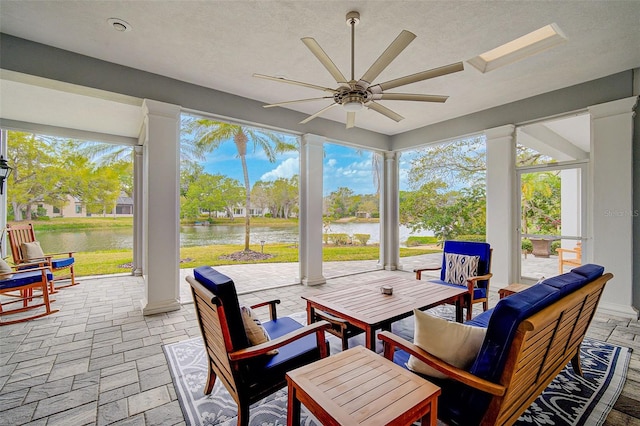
[193,266,249,351]
[245,316,325,385]
[427,279,487,300]
[0,269,54,291]
[51,257,74,269]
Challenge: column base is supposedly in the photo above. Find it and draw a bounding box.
[596,301,639,320]
[302,276,326,286]
[140,298,181,315]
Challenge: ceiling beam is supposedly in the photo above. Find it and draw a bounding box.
[519,123,588,161]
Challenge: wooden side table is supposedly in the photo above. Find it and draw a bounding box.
[286,346,440,426]
[498,283,531,299]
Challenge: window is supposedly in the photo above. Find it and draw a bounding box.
[53,206,60,214]
[75,204,82,214]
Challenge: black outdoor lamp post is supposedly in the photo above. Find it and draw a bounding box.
[0,156,12,195]
[260,240,266,253]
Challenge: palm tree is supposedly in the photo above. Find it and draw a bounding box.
[186,118,297,252]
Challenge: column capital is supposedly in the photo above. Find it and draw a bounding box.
[588,96,637,119]
[142,99,181,119]
[484,124,515,140]
[301,133,325,146]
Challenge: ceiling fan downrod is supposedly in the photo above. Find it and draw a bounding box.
[346,11,360,83]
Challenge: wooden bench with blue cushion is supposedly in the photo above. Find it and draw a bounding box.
[380,264,612,426]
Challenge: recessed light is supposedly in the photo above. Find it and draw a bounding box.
[107,18,132,32]
[467,23,566,73]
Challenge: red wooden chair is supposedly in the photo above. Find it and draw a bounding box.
[7,223,77,292]
[0,261,58,326]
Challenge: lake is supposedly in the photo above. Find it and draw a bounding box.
[34,222,433,253]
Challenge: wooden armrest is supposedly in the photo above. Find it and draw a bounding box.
[44,251,75,257]
[1,265,49,279]
[251,299,281,321]
[15,260,50,269]
[414,266,441,279]
[314,310,350,331]
[466,273,493,291]
[230,320,331,361]
[378,331,505,396]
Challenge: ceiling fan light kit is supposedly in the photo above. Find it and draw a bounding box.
[254,11,463,129]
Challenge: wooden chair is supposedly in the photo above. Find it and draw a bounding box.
[187,266,330,426]
[1,261,58,326]
[7,223,77,292]
[414,241,493,321]
[557,242,581,274]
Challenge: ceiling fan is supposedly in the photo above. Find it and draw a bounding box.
[253,11,464,129]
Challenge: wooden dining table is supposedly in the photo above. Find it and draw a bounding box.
[303,274,468,351]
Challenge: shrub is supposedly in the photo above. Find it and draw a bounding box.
[454,235,486,242]
[522,238,533,253]
[405,236,439,246]
[329,233,349,246]
[353,233,370,246]
[550,240,561,256]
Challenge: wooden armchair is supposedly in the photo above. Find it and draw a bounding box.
[187,266,330,426]
[7,223,77,292]
[1,261,58,326]
[414,241,493,321]
[557,242,581,274]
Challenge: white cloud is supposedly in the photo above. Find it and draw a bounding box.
[260,157,299,181]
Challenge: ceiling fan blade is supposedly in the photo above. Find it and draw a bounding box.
[376,93,449,103]
[359,30,416,85]
[299,103,339,124]
[373,62,464,91]
[253,73,337,93]
[367,101,404,122]
[346,112,356,129]
[301,37,348,85]
[264,97,334,108]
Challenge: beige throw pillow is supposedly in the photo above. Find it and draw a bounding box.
[21,241,46,261]
[0,257,13,279]
[240,305,278,355]
[444,253,480,285]
[406,308,486,379]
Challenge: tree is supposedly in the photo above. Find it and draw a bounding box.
[185,117,297,252]
[326,187,355,219]
[521,171,561,235]
[182,173,244,219]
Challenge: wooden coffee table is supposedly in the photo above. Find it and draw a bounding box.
[498,283,531,299]
[303,275,467,351]
[286,346,440,426]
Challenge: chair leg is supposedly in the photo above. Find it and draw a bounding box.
[466,303,473,321]
[571,348,583,377]
[237,403,250,426]
[483,301,488,312]
[204,363,217,395]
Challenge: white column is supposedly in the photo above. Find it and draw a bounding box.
[588,96,638,318]
[485,125,516,288]
[299,134,326,286]
[380,151,400,271]
[132,145,144,276]
[0,129,7,258]
[560,168,581,249]
[140,99,182,314]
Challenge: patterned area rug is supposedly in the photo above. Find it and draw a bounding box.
[164,310,630,426]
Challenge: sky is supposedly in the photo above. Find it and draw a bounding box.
[201,137,419,196]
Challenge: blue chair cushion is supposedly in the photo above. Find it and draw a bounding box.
[427,279,487,300]
[0,269,54,291]
[440,241,491,289]
[193,266,249,350]
[51,257,74,269]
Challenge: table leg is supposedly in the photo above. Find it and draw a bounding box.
[365,327,376,351]
[287,380,300,426]
[455,296,463,323]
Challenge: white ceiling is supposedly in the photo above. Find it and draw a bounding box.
[0,0,639,138]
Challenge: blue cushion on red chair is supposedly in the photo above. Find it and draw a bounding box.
[439,241,491,288]
[0,269,54,290]
[51,257,74,269]
[193,266,249,350]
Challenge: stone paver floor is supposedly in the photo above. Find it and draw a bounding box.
[1,260,638,425]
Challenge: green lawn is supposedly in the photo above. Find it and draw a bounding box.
[73,244,440,276]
